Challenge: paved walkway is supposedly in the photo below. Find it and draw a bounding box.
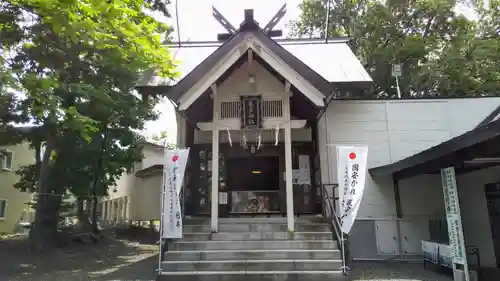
[1,232,453,281]
[351,261,452,281]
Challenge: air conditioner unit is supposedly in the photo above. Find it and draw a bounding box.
[453,269,478,281]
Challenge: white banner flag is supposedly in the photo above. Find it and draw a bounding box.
[162,148,190,239]
[336,146,368,234]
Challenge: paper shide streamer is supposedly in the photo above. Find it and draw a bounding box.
[274,125,279,146]
[226,127,232,147]
[257,131,262,150]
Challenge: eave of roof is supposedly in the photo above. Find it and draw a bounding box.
[138,16,367,105]
[135,164,163,178]
[476,104,500,128]
[165,28,335,104]
[139,140,166,150]
[369,118,500,178]
[252,31,333,96]
[165,31,248,103]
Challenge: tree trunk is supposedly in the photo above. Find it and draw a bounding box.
[90,128,106,234]
[76,197,91,229]
[30,138,60,251]
[91,196,99,234]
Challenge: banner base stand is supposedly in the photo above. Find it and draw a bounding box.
[340,265,350,276]
[155,268,161,281]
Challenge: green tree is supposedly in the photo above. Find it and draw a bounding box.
[151,130,176,148]
[290,0,499,97]
[1,0,176,250]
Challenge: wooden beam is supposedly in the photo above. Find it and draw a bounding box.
[248,49,253,65]
[210,83,217,95]
[283,84,294,232]
[285,80,291,93]
[267,30,283,37]
[212,6,236,34]
[263,3,287,34]
[211,81,219,232]
[396,136,500,180]
[197,120,308,131]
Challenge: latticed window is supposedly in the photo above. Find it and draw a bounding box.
[261,100,283,118]
[219,100,283,119]
[220,101,240,119]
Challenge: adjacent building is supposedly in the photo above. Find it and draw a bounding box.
[319,98,500,269]
[0,143,35,234]
[100,141,165,225]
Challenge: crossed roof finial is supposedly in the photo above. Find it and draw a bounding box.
[213,4,287,41]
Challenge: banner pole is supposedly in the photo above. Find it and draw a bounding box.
[157,147,168,277]
[157,188,165,275]
[336,146,368,276]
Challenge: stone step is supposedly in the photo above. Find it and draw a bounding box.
[180,232,334,241]
[164,249,341,261]
[157,271,347,281]
[161,259,343,272]
[169,240,337,251]
[183,223,331,233]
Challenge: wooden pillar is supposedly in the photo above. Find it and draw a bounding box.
[211,84,219,232]
[284,83,295,231]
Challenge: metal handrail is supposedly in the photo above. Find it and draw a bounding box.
[321,183,348,275]
[321,184,342,247]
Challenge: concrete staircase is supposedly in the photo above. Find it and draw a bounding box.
[158,216,345,281]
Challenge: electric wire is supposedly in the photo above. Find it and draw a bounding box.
[175,0,181,54]
[324,0,331,43]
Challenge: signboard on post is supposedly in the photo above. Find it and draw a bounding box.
[162,148,190,239]
[391,64,402,77]
[391,63,402,98]
[336,146,369,234]
[441,167,470,281]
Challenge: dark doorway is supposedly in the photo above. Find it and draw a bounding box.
[227,157,279,191]
[485,182,500,268]
[226,156,280,214]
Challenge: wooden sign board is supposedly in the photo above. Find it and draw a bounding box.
[241,96,262,129]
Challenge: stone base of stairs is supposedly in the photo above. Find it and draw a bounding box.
[157,271,348,281]
[158,216,344,281]
[162,259,343,271]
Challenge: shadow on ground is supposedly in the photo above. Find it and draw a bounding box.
[0,228,159,281]
[1,228,455,281]
[113,225,159,245]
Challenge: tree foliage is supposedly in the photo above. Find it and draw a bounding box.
[151,130,176,148]
[290,0,500,97]
[1,0,176,250]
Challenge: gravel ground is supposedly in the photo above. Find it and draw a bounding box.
[0,230,452,281]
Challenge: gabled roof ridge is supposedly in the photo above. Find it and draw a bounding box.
[252,31,333,95]
[163,28,338,104]
[165,32,248,103]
